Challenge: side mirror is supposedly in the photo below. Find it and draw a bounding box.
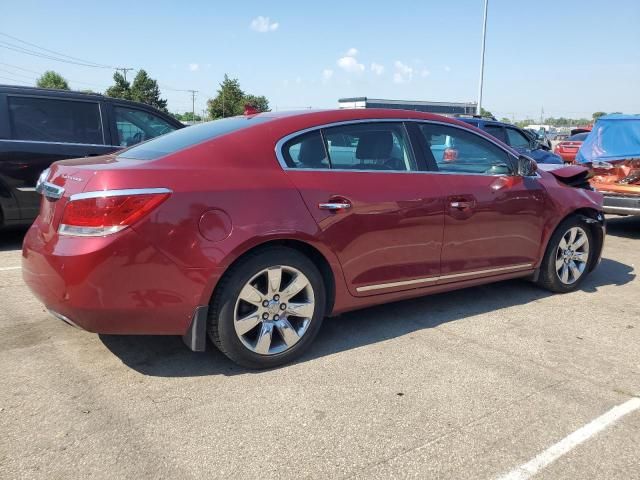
[517,155,538,176]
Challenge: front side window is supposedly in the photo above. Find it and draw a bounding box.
[114,107,177,147]
[323,122,417,171]
[506,128,532,149]
[8,96,103,144]
[417,123,512,175]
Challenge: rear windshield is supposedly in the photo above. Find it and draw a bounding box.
[568,133,588,141]
[118,116,270,160]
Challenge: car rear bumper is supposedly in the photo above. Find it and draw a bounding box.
[602,194,640,216]
[22,223,209,335]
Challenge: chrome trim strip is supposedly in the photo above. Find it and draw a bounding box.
[438,263,534,280]
[355,263,534,293]
[274,118,519,173]
[357,276,439,292]
[69,187,172,201]
[16,187,36,192]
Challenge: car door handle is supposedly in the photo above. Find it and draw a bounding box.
[450,201,474,209]
[318,202,351,211]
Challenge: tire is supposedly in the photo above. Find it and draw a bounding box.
[537,216,594,293]
[208,247,326,369]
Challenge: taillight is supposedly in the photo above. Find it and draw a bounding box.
[59,188,171,237]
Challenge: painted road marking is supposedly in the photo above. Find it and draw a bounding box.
[0,266,21,271]
[496,397,640,480]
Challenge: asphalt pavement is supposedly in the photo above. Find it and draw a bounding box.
[1,217,638,479]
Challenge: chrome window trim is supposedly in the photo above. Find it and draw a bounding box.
[69,187,172,202]
[355,263,534,293]
[274,118,521,175]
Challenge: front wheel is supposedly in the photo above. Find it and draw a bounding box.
[208,247,326,369]
[537,216,594,293]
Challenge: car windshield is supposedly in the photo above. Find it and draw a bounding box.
[118,116,271,160]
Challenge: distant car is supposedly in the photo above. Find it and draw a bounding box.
[459,118,563,164]
[23,109,605,368]
[525,128,553,150]
[554,132,589,163]
[577,114,640,216]
[0,85,183,228]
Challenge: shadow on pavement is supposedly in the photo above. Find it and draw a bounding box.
[101,254,635,378]
[605,215,640,239]
[0,227,27,252]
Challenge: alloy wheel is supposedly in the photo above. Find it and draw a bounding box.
[233,266,315,355]
[555,226,590,285]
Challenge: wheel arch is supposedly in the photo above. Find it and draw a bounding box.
[207,238,338,317]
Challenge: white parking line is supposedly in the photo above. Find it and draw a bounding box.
[496,397,640,480]
[0,266,21,271]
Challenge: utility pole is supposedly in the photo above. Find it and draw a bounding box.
[540,106,544,124]
[117,67,134,82]
[476,0,489,116]
[187,90,198,121]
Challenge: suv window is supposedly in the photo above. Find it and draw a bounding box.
[417,123,512,175]
[484,125,507,143]
[114,106,177,147]
[8,96,103,144]
[506,128,531,149]
[323,122,417,171]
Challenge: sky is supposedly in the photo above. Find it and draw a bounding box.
[1,0,639,120]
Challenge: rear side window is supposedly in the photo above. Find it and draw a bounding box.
[282,131,329,169]
[8,96,103,144]
[114,106,177,147]
[118,116,270,160]
[484,125,507,143]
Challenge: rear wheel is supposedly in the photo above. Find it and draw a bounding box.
[208,247,326,369]
[537,216,594,293]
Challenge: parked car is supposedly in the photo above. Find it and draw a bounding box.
[525,128,553,150]
[0,85,183,228]
[23,109,605,368]
[459,118,563,164]
[576,114,640,216]
[554,132,589,163]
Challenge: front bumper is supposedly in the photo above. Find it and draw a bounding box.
[602,194,640,216]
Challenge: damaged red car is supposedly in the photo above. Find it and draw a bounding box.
[23,109,605,368]
[576,114,640,216]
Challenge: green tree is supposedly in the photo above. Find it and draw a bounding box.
[207,74,270,119]
[130,69,168,112]
[592,111,607,121]
[36,71,69,90]
[480,107,493,118]
[173,111,202,122]
[500,117,511,124]
[105,72,132,100]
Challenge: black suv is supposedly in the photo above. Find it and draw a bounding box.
[0,85,183,228]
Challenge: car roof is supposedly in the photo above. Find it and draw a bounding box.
[0,84,174,113]
[457,117,515,128]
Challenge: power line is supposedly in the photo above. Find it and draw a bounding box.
[0,31,116,68]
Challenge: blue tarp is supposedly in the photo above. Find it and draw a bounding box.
[576,114,640,163]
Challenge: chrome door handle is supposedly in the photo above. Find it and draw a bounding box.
[450,201,473,209]
[318,202,351,210]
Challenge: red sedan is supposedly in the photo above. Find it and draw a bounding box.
[554,132,590,163]
[23,109,605,368]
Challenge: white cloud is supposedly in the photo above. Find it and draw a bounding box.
[444,65,451,72]
[371,62,384,75]
[393,61,413,83]
[345,47,358,57]
[250,16,279,32]
[337,56,364,73]
[322,69,334,82]
[421,68,430,78]
[188,63,200,72]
